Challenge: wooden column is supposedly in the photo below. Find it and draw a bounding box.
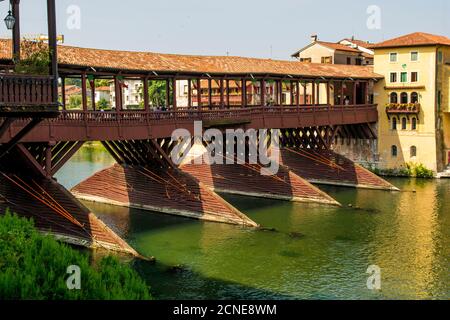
[81,73,88,111]
[364,81,369,104]
[312,81,316,106]
[61,76,66,110]
[197,78,201,109]
[12,0,21,60]
[143,77,149,111]
[226,79,230,107]
[241,79,246,107]
[340,81,344,105]
[326,81,331,105]
[47,0,58,102]
[261,79,266,107]
[208,78,212,107]
[220,78,224,108]
[316,82,320,105]
[296,81,300,107]
[353,81,358,105]
[172,77,177,110]
[187,79,192,108]
[90,79,96,111]
[303,81,307,105]
[114,76,121,111]
[165,79,170,109]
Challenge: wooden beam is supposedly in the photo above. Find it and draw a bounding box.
[220,78,224,108]
[172,77,177,110]
[0,118,42,159]
[81,73,88,111]
[165,79,170,109]
[197,78,201,109]
[12,0,21,60]
[47,0,58,102]
[114,76,122,111]
[90,79,96,110]
[143,76,149,111]
[0,118,16,139]
[50,141,85,176]
[61,76,66,110]
[187,79,192,108]
[261,79,266,107]
[15,144,47,178]
[208,78,212,107]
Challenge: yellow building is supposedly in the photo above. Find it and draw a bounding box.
[371,32,450,174]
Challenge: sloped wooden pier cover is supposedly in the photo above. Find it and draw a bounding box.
[71,164,258,227]
[280,149,398,190]
[0,174,138,256]
[180,161,340,205]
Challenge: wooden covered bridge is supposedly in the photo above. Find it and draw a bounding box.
[0,0,396,257]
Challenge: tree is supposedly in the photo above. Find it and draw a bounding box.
[138,80,172,109]
[97,98,110,110]
[0,211,152,300]
[68,95,82,109]
[95,79,111,88]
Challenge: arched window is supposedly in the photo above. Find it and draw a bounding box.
[390,92,398,103]
[411,92,419,104]
[400,92,408,104]
[411,117,417,130]
[392,117,397,130]
[410,146,417,158]
[401,117,407,130]
[391,145,398,157]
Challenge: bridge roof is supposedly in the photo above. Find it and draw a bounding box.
[0,39,382,80]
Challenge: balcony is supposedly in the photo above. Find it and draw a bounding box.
[385,103,420,116]
[0,73,59,116]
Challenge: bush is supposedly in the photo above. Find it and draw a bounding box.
[0,211,151,300]
[14,41,51,75]
[406,162,434,178]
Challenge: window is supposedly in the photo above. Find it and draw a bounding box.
[401,72,408,83]
[438,91,442,111]
[438,51,443,63]
[411,117,417,130]
[411,52,419,61]
[355,58,362,66]
[390,72,398,83]
[391,145,398,157]
[321,56,332,64]
[392,117,397,130]
[400,92,408,104]
[411,92,419,104]
[410,146,417,158]
[347,57,352,65]
[390,92,398,103]
[390,53,398,62]
[401,117,407,130]
[300,58,312,63]
[411,72,418,82]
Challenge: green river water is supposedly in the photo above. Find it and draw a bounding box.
[56,144,450,300]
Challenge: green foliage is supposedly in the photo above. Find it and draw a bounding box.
[369,162,434,179]
[405,162,434,178]
[97,98,110,110]
[95,79,111,88]
[139,80,171,108]
[14,42,51,75]
[68,95,82,109]
[65,78,82,87]
[0,211,151,300]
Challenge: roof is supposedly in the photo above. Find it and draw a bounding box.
[369,32,450,49]
[341,38,373,48]
[0,39,382,80]
[315,41,361,53]
[96,86,110,91]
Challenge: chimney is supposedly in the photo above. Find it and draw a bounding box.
[311,35,318,43]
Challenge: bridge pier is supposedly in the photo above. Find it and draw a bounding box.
[71,139,258,227]
[0,147,140,256]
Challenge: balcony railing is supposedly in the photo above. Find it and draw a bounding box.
[0,73,59,114]
[385,103,420,115]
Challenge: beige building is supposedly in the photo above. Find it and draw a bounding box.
[371,32,450,174]
[291,35,374,65]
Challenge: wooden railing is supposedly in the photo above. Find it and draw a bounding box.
[51,104,377,124]
[0,73,57,109]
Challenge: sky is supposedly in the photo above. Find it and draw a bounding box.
[0,0,448,60]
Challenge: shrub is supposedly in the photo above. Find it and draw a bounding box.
[14,41,51,75]
[0,211,151,300]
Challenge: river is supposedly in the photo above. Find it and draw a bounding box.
[56,144,450,300]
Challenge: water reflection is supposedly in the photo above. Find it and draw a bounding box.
[57,145,449,300]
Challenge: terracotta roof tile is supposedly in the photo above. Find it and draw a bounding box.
[369,32,450,49]
[0,39,382,79]
[315,41,361,53]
